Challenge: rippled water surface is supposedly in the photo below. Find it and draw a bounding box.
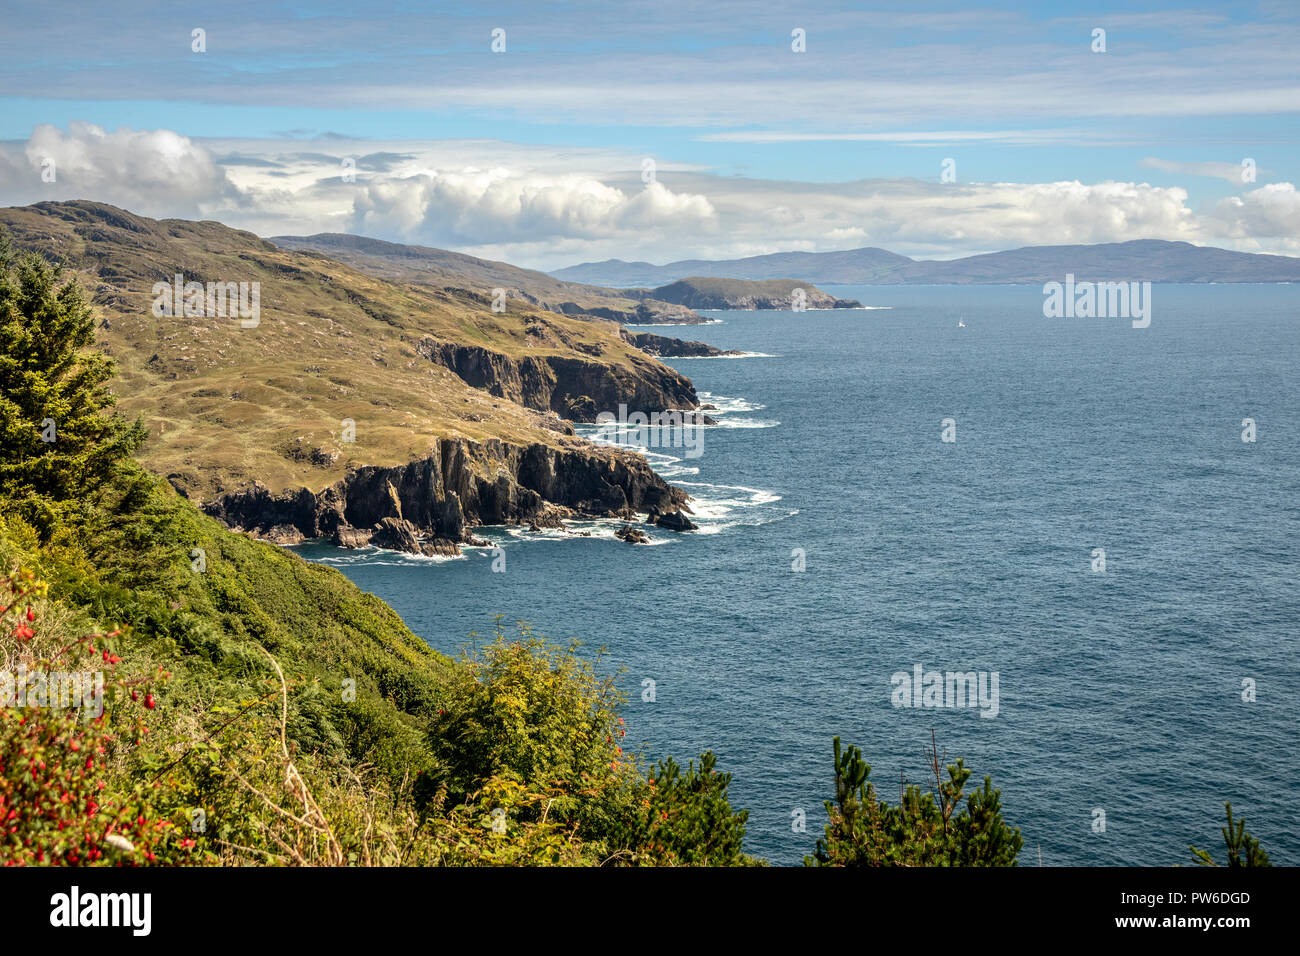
[294,284,1300,866]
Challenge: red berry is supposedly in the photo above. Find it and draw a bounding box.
[144,694,155,709]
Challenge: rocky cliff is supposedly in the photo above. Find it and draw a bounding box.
[622,330,743,358]
[204,435,692,556]
[414,337,699,422]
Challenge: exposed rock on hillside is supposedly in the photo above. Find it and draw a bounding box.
[415,338,697,423]
[204,436,688,554]
[0,201,710,555]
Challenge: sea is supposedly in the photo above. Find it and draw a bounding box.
[292,283,1300,866]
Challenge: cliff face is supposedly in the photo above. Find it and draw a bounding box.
[415,338,698,422]
[623,330,743,358]
[203,436,690,555]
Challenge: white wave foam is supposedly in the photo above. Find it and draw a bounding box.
[298,544,464,566]
[696,391,766,414]
[669,352,777,359]
[495,519,675,547]
[710,418,779,429]
[666,481,795,534]
[624,319,725,327]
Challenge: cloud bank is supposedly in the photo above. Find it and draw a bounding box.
[1,124,1297,270]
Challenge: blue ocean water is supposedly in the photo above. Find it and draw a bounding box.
[294,284,1300,866]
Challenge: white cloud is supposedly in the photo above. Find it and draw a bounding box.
[2,126,1298,266]
[12,123,237,218]
[348,171,715,245]
[1209,182,1300,242]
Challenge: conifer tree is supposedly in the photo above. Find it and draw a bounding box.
[1191,803,1270,867]
[807,734,1023,867]
[0,230,146,531]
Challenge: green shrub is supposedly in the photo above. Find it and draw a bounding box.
[807,735,1023,867]
[1191,803,1270,867]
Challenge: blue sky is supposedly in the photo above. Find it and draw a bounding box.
[0,0,1296,269]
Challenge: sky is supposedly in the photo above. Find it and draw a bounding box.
[0,0,1296,271]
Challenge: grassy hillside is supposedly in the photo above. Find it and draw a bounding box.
[627,276,862,310]
[0,241,755,865]
[272,232,708,324]
[0,202,696,504]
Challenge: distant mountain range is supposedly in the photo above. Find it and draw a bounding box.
[551,240,1300,287]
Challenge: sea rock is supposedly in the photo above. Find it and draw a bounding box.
[422,538,462,558]
[331,524,373,548]
[369,517,425,553]
[616,524,650,544]
[526,507,568,531]
[654,510,698,532]
[263,524,305,545]
[368,517,462,557]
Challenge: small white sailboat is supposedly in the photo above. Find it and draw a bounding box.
[957,317,967,328]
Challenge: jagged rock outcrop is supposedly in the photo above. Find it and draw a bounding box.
[202,436,688,555]
[330,525,374,548]
[367,517,462,557]
[263,524,306,545]
[414,338,698,423]
[622,330,743,358]
[615,524,649,544]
